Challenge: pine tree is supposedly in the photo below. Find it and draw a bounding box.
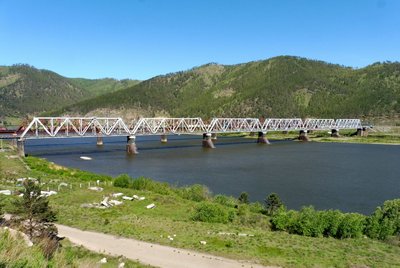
[265,193,283,216]
[12,179,57,240]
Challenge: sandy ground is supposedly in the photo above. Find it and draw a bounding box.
[57,224,275,268]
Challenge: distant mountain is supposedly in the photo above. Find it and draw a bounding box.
[0,64,139,117]
[58,56,400,120]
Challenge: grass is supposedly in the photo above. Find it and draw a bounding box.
[1,141,400,267]
[0,229,151,267]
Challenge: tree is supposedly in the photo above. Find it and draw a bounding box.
[12,179,57,240]
[265,193,283,216]
[238,192,249,204]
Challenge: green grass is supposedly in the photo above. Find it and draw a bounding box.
[0,229,151,267]
[1,144,400,267]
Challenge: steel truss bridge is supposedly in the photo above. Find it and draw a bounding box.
[18,117,362,139]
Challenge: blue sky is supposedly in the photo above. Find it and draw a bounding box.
[0,0,399,80]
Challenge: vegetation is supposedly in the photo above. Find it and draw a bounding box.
[11,179,57,240]
[0,229,149,267]
[59,57,400,122]
[0,64,139,117]
[1,143,400,267]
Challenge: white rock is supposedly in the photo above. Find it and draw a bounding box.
[200,240,207,245]
[0,190,11,195]
[122,196,134,201]
[99,257,107,263]
[112,193,124,197]
[118,263,125,268]
[146,203,155,209]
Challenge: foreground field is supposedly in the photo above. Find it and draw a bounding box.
[1,143,400,267]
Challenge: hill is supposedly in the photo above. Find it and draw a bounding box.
[0,64,139,118]
[58,56,400,121]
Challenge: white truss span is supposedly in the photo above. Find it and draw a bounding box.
[20,117,362,138]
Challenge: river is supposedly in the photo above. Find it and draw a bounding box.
[25,135,400,214]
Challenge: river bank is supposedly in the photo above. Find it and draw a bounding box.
[1,142,400,267]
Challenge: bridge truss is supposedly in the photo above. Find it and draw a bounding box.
[18,117,362,139]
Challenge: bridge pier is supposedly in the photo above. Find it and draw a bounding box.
[257,132,270,144]
[331,129,340,137]
[96,134,104,146]
[298,130,310,141]
[202,133,215,148]
[126,136,138,154]
[17,138,25,157]
[357,127,368,137]
[160,134,168,143]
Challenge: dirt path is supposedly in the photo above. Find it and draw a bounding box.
[57,224,274,268]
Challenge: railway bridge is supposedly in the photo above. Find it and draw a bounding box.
[4,117,364,156]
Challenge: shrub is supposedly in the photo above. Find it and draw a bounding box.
[336,213,366,239]
[179,184,210,202]
[113,174,131,188]
[365,199,400,239]
[192,202,231,223]
[131,177,172,195]
[321,210,343,237]
[213,195,237,208]
[271,207,298,232]
[238,192,249,204]
[294,206,326,237]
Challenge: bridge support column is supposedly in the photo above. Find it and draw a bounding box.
[257,132,270,144]
[298,130,310,141]
[126,136,138,154]
[202,133,215,149]
[331,129,340,137]
[160,134,168,143]
[96,133,104,146]
[357,127,368,137]
[211,133,218,141]
[17,139,25,157]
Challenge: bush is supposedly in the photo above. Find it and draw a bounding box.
[365,199,400,239]
[336,213,366,239]
[294,206,326,237]
[213,195,238,208]
[271,207,298,231]
[179,184,211,202]
[192,202,232,223]
[113,174,131,188]
[321,210,343,237]
[238,192,249,204]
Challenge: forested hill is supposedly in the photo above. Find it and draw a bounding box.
[59,56,400,119]
[0,64,139,117]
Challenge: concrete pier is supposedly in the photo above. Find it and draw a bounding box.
[202,133,215,148]
[298,130,310,141]
[357,127,368,137]
[17,139,25,157]
[96,134,104,146]
[257,132,270,144]
[126,136,138,154]
[331,129,340,137]
[160,134,168,143]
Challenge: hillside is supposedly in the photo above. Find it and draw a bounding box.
[0,64,138,118]
[58,56,400,121]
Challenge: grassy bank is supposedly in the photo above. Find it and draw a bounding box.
[0,228,150,267]
[1,143,400,267]
[240,126,400,145]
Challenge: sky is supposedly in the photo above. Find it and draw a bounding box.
[0,0,399,80]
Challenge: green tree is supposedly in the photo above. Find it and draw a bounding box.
[12,179,57,240]
[238,192,249,204]
[265,193,283,216]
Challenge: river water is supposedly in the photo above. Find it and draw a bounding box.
[25,136,400,214]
